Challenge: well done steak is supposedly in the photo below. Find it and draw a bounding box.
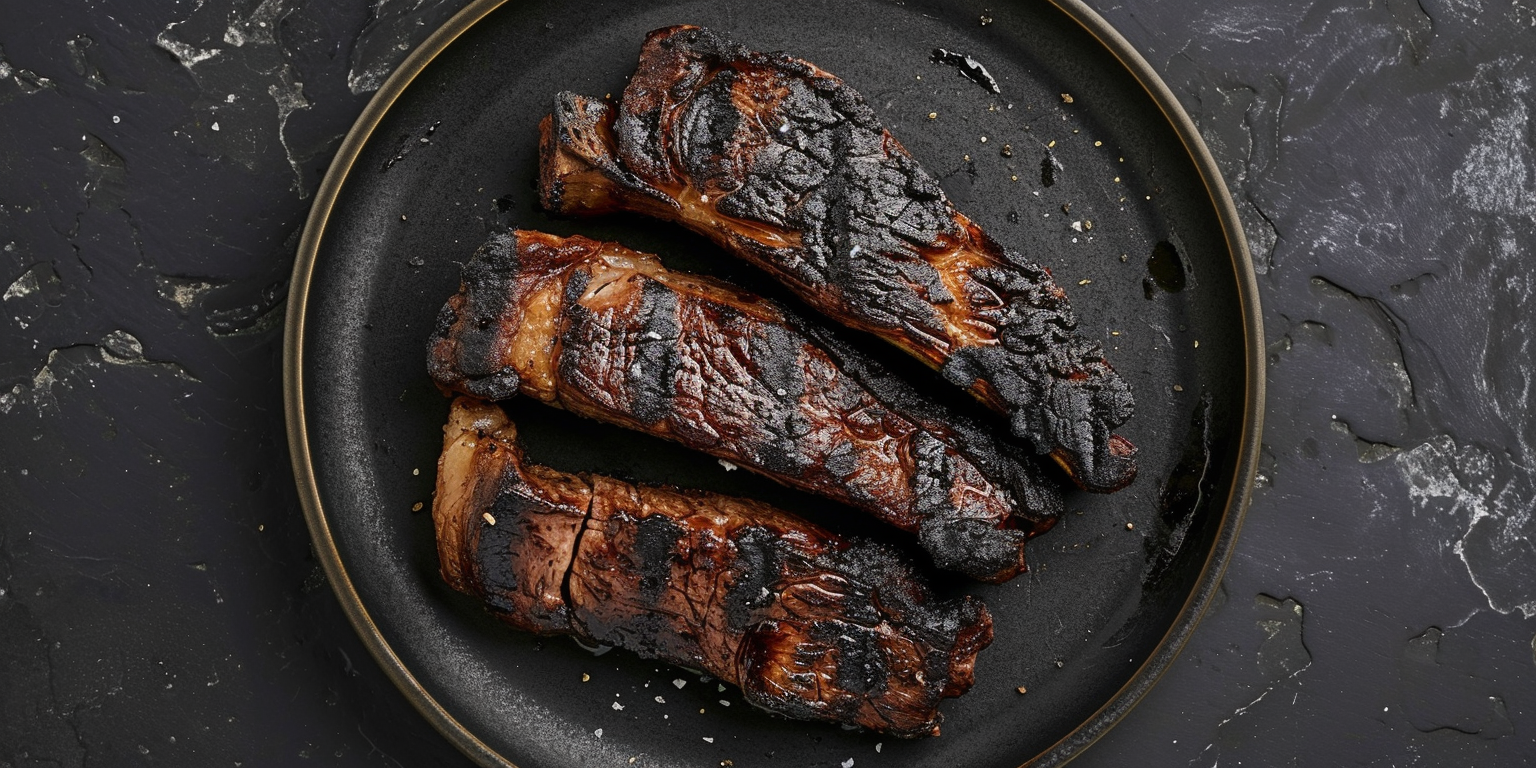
[539,25,1137,492]
[434,397,993,737]
[427,230,1062,582]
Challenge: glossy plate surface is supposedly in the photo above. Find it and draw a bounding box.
[285,1,1263,766]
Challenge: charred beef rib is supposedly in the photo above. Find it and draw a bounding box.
[538,25,1137,492]
[427,230,1061,583]
[435,397,993,737]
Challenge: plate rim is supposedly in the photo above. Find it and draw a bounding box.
[281,2,1266,766]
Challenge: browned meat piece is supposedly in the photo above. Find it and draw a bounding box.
[538,25,1137,493]
[428,230,1062,582]
[433,397,993,737]
[435,395,590,635]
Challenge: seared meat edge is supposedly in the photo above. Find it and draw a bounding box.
[433,396,994,737]
[428,230,1064,583]
[538,25,1138,492]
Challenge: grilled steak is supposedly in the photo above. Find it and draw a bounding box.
[538,25,1137,492]
[435,397,994,737]
[428,230,1061,582]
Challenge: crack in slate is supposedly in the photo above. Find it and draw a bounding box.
[1254,594,1312,680]
[1328,417,1404,463]
[0,332,199,416]
[1308,276,1419,413]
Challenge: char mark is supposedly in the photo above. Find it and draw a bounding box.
[744,317,810,477]
[724,526,783,631]
[629,277,682,424]
[538,25,1139,492]
[632,512,684,602]
[434,399,992,737]
[434,231,1062,582]
[475,490,526,617]
[427,232,524,400]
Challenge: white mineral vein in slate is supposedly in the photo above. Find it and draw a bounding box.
[1398,437,1536,618]
[1452,74,1536,218]
[3,269,38,301]
[156,0,222,68]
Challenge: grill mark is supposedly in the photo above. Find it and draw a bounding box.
[909,430,952,525]
[449,418,589,637]
[536,26,1138,493]
[724,525,781,632]
[818,621,890,697]
[435,399,994,737]
[629,277,681,425]
[475,489,525,618]
[745,317,809,476]
[633,512,685,603]
[555,267,601,408]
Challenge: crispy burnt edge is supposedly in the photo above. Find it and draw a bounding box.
[432,396,993,737]
[426,230,1064,582]
[792,317,1063,536]
[433,394,589,635]
[426,231,526,402]
[537,26,1138,493]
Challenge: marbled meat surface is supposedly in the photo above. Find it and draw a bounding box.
[427,230,1062,582]
[434,397,994,737]
[538,25,1137,492]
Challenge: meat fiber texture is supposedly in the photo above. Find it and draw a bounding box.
[427,230,1062,582]
[538,25,1137,492]
[433,397,994,737]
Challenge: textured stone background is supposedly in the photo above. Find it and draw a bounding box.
[1,0,1532,765]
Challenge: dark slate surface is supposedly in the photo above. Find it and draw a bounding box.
[1,1,1532,766]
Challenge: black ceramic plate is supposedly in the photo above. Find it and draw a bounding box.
[285,1,1263,766]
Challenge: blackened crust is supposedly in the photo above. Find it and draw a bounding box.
[429,231,1060,582]
[432,398,992,737]
[537,25,1138,492]
[426,232,523,401]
